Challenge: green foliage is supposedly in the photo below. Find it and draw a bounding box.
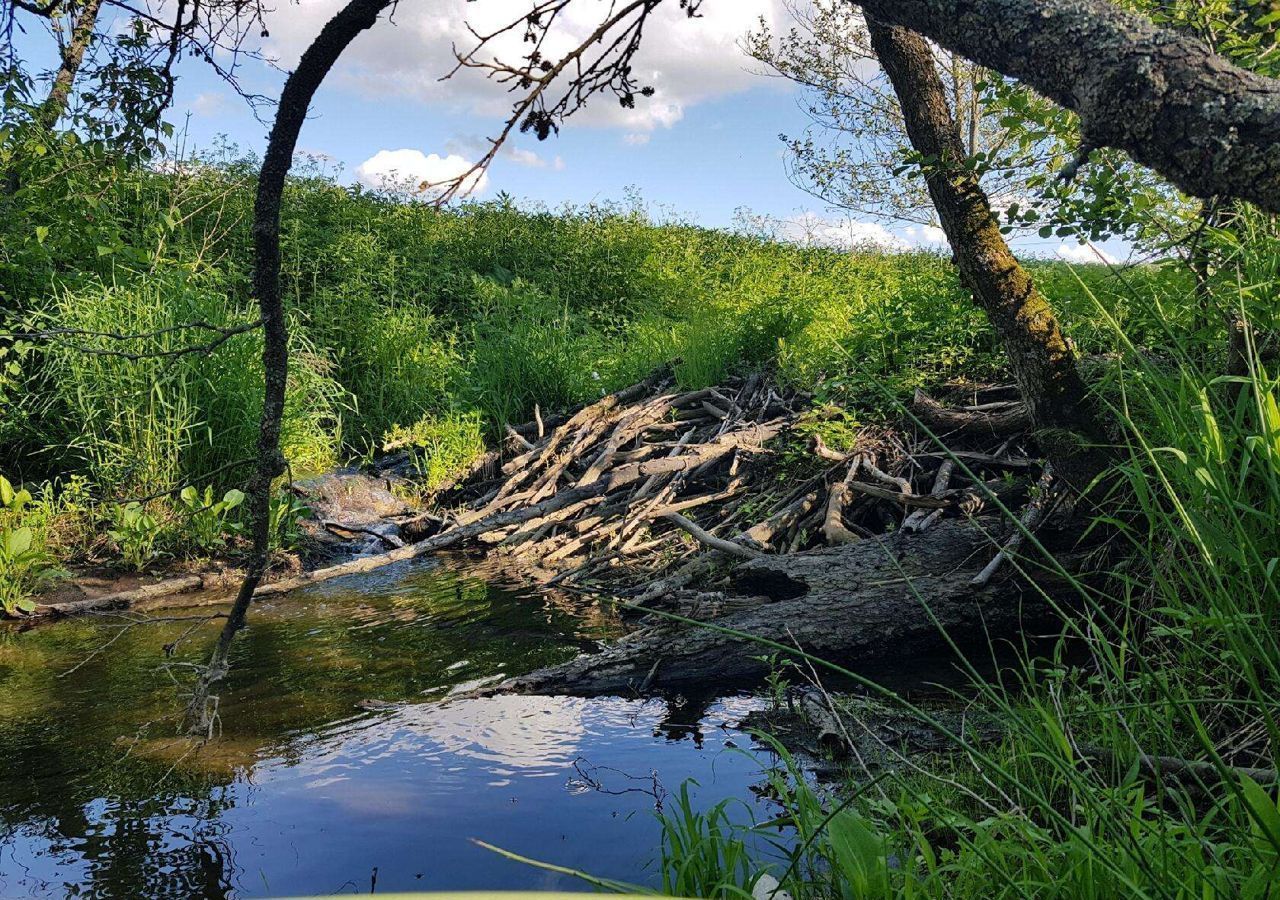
[0,475,65,615]
[659,782,765,899]
[107,502,165,572]
[175,485,245,553]
[384,410,486,493]
[22,272,344,496]
[267,493,311,553]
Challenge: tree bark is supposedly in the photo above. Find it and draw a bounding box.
[184,0,392,736]
[37,0,103,131]
[4,0,103,195]
[488,516,1087,698]
[865,16,1106,489]
[847,0,1280,213]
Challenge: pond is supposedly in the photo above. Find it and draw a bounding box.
[0,560,784,898]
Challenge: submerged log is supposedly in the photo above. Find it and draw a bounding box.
[489,516,1088,698]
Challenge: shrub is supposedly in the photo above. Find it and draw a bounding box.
[0,475,65,614]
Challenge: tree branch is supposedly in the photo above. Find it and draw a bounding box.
[845,0,1280,211]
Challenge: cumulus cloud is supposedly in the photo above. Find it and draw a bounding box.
[775,212,909,252]
[1056,242,1118,265]
[261,1,789,133]
[188,92,229,116]
[904,224,947,246]
[505,147,546,168]
[355,149,490,198]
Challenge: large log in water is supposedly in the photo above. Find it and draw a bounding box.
[492,516,1087,698]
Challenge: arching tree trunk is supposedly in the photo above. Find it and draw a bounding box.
[865,15,1106,489]
[185,0,392,736]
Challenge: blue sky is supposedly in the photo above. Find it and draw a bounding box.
[16,0,1126,262]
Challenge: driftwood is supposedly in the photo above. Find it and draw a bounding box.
[37,572,245,619]
[489,516,1086,698]
[913,389,1031,437]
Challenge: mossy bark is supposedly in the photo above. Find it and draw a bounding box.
[866,16,1107,488]
[4,0,103,195]
[36,0,104,133]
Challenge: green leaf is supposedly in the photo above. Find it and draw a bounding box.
[6,527,33,557]
[827,809,889,895]
[34,225,49,245]
[1240,774,1280,851]
[0,476,13,508]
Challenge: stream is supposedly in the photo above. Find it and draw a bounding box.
[0,559,787,898]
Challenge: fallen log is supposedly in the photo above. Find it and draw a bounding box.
[913,389,1031,438]
[488,516,1088,698]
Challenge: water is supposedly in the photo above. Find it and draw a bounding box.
[0,560,781,898]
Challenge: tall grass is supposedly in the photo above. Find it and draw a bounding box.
[5,151,1155,498]
[26,271,345,497]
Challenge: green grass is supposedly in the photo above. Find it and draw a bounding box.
[3,148,1168,501]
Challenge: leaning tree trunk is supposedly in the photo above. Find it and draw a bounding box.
[36,0,104,133]
[184,0,392,736]
[865,16,1107,490]
[4,0,103,195]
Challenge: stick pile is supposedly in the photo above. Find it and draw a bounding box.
[33,369,1051,621]
[396,371,1048,603]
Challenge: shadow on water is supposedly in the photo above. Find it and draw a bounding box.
[0,559,782,897]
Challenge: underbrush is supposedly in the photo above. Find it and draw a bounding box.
[0,149,1166,579]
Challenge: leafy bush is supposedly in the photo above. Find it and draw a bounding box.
[383,410,485,492]
[174,485,245,553]
[267,493,311,553]
[0,476,64,615]
[107,502,165,572]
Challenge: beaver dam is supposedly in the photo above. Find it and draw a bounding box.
[40,366,1087,694]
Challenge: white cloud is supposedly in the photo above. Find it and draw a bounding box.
[777,212,908,252]
[505,147,546,168]
[1056,242,1118,265]
[444,135,558,169]
[904,224,947,247]
[355,149,490,198]
[188,92,229,117]
[624,133,652,146]
[261,1,789,134]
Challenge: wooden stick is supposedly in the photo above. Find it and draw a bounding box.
[970,464,1054,587]
[821,483,860,545]
[903,459,955,532]
[846,480,951,508]
[661,512,763,559]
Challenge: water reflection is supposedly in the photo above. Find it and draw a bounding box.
[0,559,777,897]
